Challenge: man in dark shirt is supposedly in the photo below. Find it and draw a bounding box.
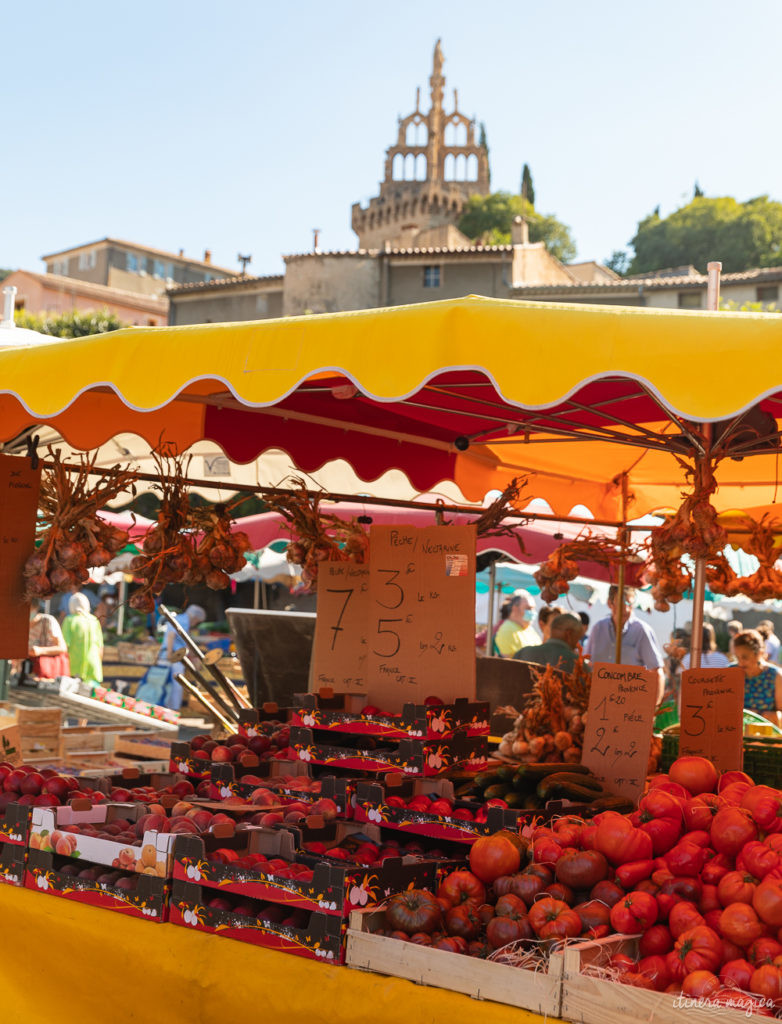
[514,613,583,673]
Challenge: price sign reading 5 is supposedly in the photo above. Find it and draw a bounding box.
[373,618,402,658]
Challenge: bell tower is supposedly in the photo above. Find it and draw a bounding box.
[351,41,491,250]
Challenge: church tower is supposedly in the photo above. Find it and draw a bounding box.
[351,40,491,250]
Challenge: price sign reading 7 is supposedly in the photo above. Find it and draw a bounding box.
[325,588,354,651]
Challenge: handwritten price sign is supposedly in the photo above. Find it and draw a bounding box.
[366,525,476,710]
[680,666,744,772]
[311,563,370,693]
[0,454,41,658]
[581,662,658,802]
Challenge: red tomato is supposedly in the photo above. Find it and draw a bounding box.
[766,834,782,854]
[720,957,755,990]
[590,879,624,907]
[703,908,723,932]
[669,901,705,940]
[641,818,682,856]
[639,923,674,957]
[580,823,598,850]
[711,807,758,858]
[610,890,659,933]
[437,870,486,909]
[683,794,721,832]
[669,756,719,796]
[684,831,712,848]
[555,849,609,891]
[532,837,564,867]
[739,841,781,881]
[701,853,732,885]
[720,781,753,806]
[637,953,672,990]
[657,876,703,919]
[718,770,754,792]
[699,884,721,914]
[469,835,520,884]
[669,925,723,976]
[754,878,782,928]
[509,872,547,906]
[608,953,636,974]
[640,787,684,820]
[743,786,782,834]
[721,938,746,963]
[485,915,532,949]
[720,903,765,948]
[444,903,482,939]
[681,970,720,998]
[750,964,782,1002]
[494,893,527,920]
[718,871,759,907]
[615,859,655,890]
[573,900,611,936]
[595,814,653,867]
[385,889,443,934]
[552,818,583,848]
[648,777,692,801]
[665,841,708,877]
[748,937,782,965]
[527,897,582,940]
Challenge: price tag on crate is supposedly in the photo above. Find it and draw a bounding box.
[581,663,658,803]
[366,525,476,710]
[0,453,41,658]
[679,666,744,772]
[310,563,370,693]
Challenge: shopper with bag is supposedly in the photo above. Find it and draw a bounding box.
[27,602,70,680]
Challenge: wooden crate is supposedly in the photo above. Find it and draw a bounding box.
[16,707,62,734]
[20,736,62,763]
[116,642,159,666]
[346,908,562,1016]
[557,935,765,1024]
[114,733,172,760]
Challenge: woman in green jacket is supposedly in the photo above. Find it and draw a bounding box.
[62,592,104,684]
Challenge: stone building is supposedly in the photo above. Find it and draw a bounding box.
[3,268,167,326]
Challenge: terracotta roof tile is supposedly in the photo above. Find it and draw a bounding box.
[166,273,284,295]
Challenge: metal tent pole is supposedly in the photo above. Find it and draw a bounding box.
[485,560,497,655]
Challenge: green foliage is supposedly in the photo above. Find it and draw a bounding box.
[0,269,11,282]
[693,181,704,198]
[479,122,488,157]
[458,192,576,263]
[521,163,535,206]
[628,195,782,275]
[15,308,128,337]
[605,250,630,276]
[720,298,780,313]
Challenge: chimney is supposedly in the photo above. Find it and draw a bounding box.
[313,229,321,253]
[178,248,184,258]
[203,249,212,264]
[511,215,529,246]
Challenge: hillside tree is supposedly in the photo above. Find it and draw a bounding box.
[459,192,576,263]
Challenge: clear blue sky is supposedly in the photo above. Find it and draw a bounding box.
[5,0,782,277]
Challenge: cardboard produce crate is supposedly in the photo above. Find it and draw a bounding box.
[346,908,563,1015]
[555,934,766,1024]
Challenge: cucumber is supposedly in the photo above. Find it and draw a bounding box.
[493,765,516,783]
[583,795,635,816]
[503,792,525,809]
[483,783,511,800]
[522,793,544,810]
[512,762,592,791]
[474,771,503,791]
[536,774,607,802]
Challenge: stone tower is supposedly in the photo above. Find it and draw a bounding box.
[351,40,491,250]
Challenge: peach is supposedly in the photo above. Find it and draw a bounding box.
[172,780,195,797]
[55,837,75,855]
[309,798,338,821]
[186,810,213,833]
[170,820,199,834]
[258,812,284,827]
[250,788,277,807]
[211,746,233,762]
[141,844,157,868]
[146,803,166,816]
[171,801,194,818]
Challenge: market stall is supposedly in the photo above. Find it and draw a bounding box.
[4,295,782,1019]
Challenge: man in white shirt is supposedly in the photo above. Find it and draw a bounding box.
[584,586,665,703]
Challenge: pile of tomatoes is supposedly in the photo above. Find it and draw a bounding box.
[373,755,782,1013]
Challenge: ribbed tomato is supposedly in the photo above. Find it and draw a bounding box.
[469,834,520,883]
[754,878,782,928]
[386,889,443,934]
[590,879,624,907]
[720,958,755,989]
[494,893,527,919]
[555,849,609,890]
[437,870,486,908]
[743,786,782,834]
[595,813,653,866]
[669,756,719,796]
[748,937,782,965]
[683,794,721,831]
[486,915,532,948]
[667,925,722,978]
[750,964,782,1002]
[574,899,611,936]
[718,871,758,907]
[637,954,672,990]
[739,841,781,881]
[444,903,482,939]
[665,841,707,877]
[711,807,758,858]
[681,970,720,998]
[527,897,582,939]
[669,901,705,940]
[639,923,674,957]
[610,890,658,933]
[719,779,751,804]
[720,903,765,947]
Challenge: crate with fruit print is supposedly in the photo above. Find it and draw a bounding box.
[290,692,490,741]
[173,823,440,919]
[0,840,26,887]
[290,726,488,776]
[170,877,345,961]
[354,779,522,843]
[25,848,168,922]
[346,906,564,1014]
[29,799,183,878]
[553,934,766,1024]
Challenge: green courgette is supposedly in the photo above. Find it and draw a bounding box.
[483,783,511,800]
[512,762,592,792]
[536,775,607,802]
[583,795,635,816]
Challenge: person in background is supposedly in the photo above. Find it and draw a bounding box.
[494,590,539,658]
[662,628,689,704]
[474,597,511,656]
[61,592,104,684]
[733,629,782,724]
[158,604,207,684]
[26,601,69,680]
[578,611,590,647]
[514,612,583,673]
[727,619,744,663]
[757,620,781,663]
[537,604,565,642]
[94,590,118,630]
[681,623,731,670]
[584,585,665,703]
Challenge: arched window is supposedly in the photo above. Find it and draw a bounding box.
[404,153,415,180]
[392,153,404,180]
[406,119,425,146]
[466,153,478,180]
[454,154,466,180]
[443,153,455,180]
[415,154,427,180]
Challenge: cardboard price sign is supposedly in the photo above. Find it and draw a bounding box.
[0,454,41,658]
[581,662,658,802]
[680,666,744,772]
[366,524,476,710]
[310,563,369,693]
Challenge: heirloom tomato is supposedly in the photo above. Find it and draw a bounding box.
[469,834,520,883]
[668,901,705,939]
[527,897,582,940]
[711,807,758,858]
[595,813,653,866]
[437,870,486,909]
[555,849,608,890]
[718,871,758,907]
[639,923,674,957]
[754,878,782,928]
[681,971,720,998]
[609,890,658,933]
[720,903,765,948]
[637,954,672,991]
[386,890,443,934]
[669,756,718,796]
[668,925,722,977]
[720,958,755,989]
